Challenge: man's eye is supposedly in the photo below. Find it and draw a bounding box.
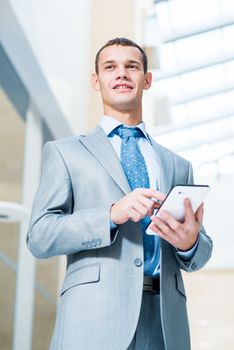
[105,65,114,70]
[128,64,138,69]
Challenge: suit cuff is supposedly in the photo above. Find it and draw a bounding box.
[110,218,118,242]
[176,239,199,261]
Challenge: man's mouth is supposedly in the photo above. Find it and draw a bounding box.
[112,84,133,90]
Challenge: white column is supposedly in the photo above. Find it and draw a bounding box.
[134,0,145,43]
[13,105,43,350]
[57,255,66,298]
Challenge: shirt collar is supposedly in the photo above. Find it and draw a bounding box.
[99,115,150,141]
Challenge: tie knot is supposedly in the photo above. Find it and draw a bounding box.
[113,125,145,140]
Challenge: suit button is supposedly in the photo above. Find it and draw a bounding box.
[92,240,98,247]
[96,239,102,246]
[134,258,142,267]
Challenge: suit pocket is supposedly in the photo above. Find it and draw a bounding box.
[60,263,100,296]
[175,272,187,300]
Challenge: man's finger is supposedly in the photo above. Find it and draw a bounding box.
[150,215,173,238]
[153,201,162,209]
[132,201,149,218]
[148,221,175,246]
[136,188,166,201]
[158,210,182,232]
[139,196,156,211]
[129,208,142,222]
[195,203,204,225]
[184,198,194,222]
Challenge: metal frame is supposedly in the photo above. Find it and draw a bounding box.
[0,250,56,305]
[171,85,234,106]
[154,56,234,81]
[154,111,234,135]
[164,19,234,43]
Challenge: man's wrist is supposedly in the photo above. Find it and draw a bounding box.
[176,237,199,261]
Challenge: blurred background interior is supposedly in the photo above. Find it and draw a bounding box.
[0,0,234,349]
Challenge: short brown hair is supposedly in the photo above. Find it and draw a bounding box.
[95,37,148,74]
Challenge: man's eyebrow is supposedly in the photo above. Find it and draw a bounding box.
[127,60,141,65]
[101,59,141,66]
[101,60,116,66]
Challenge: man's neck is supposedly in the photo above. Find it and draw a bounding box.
[103,107,142,126]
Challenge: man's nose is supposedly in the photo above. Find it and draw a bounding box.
[116,66,129,79]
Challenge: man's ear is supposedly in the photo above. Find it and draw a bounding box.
[143,72,153,90]
[91,73,100,91]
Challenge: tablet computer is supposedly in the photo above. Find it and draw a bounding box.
[154,184,210,223]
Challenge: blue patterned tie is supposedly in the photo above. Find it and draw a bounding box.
[113,125,155,262]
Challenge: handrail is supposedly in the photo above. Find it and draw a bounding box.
[0,250,56,305]
[0,201,56,305]
[0,201,30,222]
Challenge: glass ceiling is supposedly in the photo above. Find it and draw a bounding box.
[147,0,234,177]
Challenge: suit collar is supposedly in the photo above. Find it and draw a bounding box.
[79,126,131,195]
[100,115,150,141]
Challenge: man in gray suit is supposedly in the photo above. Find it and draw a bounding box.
[27,38,213,350]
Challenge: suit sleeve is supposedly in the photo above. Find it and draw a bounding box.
[27,142,114,259]
[175,161,213,272]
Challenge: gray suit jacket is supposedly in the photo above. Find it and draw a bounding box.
[27,126,213,350]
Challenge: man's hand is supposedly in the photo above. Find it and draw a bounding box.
[110,188,166,225]
[149,198,204,251]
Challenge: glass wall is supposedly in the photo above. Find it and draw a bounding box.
[149,0,234,177]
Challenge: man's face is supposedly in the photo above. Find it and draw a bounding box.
[92,45,152,113]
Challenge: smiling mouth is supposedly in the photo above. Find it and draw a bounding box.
[113,84,133,90]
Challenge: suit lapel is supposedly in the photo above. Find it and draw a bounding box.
[79,128,175,196]
[148,135,175,195]
[79,126,131,195]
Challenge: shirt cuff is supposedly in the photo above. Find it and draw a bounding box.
[176,239,199,261]
[110,218,118,243]
[110,219,117,230]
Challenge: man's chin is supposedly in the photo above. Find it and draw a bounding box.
[111,99,138,112]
